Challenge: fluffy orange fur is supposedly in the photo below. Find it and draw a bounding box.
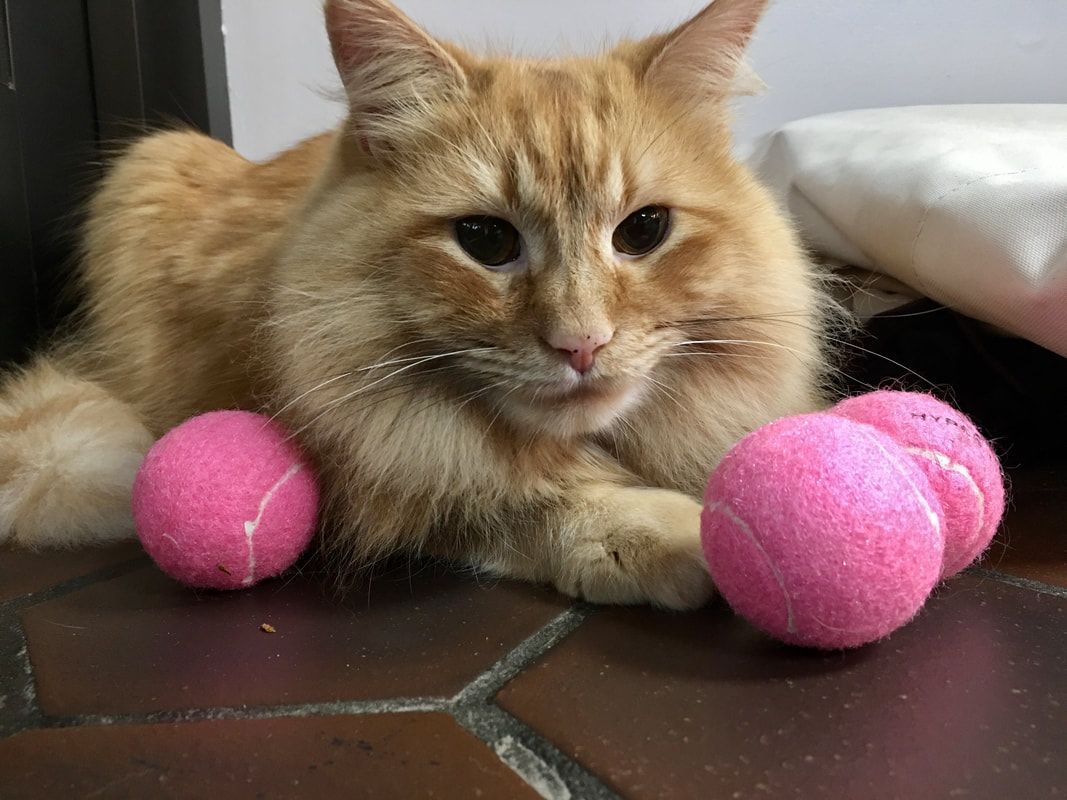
[0,0,830,608]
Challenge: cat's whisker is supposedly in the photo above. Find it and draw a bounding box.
[670,338,830,374]
[674,309,820,326]
[666,347,879,394]
[674,304,939,387]
[854,304,948,319]
[483,385,523,438]
[286,353,470,442]
[673,335,841,373]
[695,314,941,392]
[455,380,509,413]
[363,337,439,365]
[289,345,511,442]
[821,335,939,391]
[674,338,795,348]
[266,372,356,425]
[352,346,496,375]
[606,412,640,453]
[663,350,774,360]
[619,413,643,442]
[327,357,456,408]
[270,346,495,427]
[394,377,508,426]
[627,370,688,416]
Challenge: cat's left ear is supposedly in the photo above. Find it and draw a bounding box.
[639,0,769,101]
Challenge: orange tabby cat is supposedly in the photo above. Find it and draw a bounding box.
[0,0,829,609]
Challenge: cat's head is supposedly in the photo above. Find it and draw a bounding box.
[276,0,820,439]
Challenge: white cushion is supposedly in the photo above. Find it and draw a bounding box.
[752,105,1067,357]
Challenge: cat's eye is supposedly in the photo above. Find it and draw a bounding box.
[613,206,670,256]
[454,216,522,268]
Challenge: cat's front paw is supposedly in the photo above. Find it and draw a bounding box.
[556,487,714,610]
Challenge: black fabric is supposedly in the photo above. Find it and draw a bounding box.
[843,300,1067,469]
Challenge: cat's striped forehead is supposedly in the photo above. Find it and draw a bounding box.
[440,62,644,225]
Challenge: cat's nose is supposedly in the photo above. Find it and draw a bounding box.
[545,328,615,374]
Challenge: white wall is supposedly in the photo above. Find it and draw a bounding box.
[221,0,1067,162]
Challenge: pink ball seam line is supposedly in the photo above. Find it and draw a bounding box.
[904,446,986,538]
[239,461,305,586]
[855,426,944,546]
[705,500,797,635]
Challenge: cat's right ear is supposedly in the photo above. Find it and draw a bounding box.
[325,0,467,156]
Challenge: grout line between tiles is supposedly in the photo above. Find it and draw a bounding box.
[3,600,592,739]
[451,603,594,706]
[0,554,153,737]
[968,567,1067,600]
[1,556,152,736]
[452,703,620,800]
[444,602,619,800]
[0,612,43,738]
[39,697,448,730]
[0,556,150,615]
[3,574,613,798]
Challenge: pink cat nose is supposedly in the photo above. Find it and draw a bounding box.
[546,329,615,374]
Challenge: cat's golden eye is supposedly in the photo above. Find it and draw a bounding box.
[454,216,522,268]
[613,206,670,256]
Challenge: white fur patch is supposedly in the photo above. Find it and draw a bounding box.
[0,486,20,544]
[1,380,153,548]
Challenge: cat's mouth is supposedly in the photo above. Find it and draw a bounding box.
[529,376,633,406]
[502,374,644,434]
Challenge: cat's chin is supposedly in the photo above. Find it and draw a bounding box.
[506,378,643,437]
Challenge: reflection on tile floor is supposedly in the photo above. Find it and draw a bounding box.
[1,469,1064,799]
[4,713,542,799]
[498,576,1066,800]
[22,565,567,716]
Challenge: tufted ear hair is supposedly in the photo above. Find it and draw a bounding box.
[324,0,468,155]
[640,0,769,101]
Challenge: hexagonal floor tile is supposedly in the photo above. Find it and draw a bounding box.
[22,563,568,715]
[498,575,1067,800]
[0,543,146,603]
[987,467,1067,588]
[0,712,540,799]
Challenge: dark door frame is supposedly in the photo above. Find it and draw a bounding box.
[0,0,231,367]
[87,0,232,146]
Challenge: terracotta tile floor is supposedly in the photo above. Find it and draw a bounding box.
[2,469,1064,799]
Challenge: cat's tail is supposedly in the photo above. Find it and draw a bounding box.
[0,357,154,548]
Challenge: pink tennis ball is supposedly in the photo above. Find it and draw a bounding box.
[133,411,319,590]
[701,413,945,650]
[832,391,1005,578]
